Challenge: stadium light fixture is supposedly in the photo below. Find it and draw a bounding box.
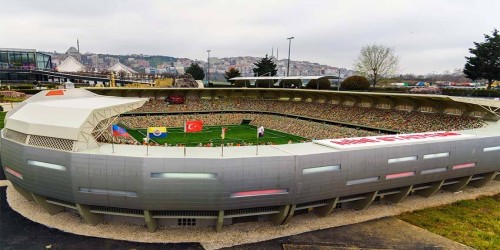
[207,50,211,85]
[286,37,294,76]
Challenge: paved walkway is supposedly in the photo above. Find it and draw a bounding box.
[223,217,471,249]
[0,186,203,250]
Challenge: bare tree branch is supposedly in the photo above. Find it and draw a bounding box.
[354,44,399,87]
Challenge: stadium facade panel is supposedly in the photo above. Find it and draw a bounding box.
[1,89,499,231]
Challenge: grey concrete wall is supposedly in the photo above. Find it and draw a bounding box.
[2,135,499,212]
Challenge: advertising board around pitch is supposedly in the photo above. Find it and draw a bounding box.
[313,131,476,150]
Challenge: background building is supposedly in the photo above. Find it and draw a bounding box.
[0,48,53,81]
[0,48,52,70]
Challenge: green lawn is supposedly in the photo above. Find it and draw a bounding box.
[125,124,306,146]
[0,112,6,129]
[398,194,500,249]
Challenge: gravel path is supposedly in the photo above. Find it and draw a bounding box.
[5,180,500,250]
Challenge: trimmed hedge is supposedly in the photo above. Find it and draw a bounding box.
[369,87,409,93]
[305,78,331,90]
[341,76,370,91]
[441,88,500,97]
[279,79,302,88]
[232,80,251,87]
[255,79,275,88]
[14,89,42,95]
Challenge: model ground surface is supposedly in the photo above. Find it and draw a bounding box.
[0,186,203,250]
[221,217,472,250]
[4,178,498,249]
[398,194,500,249]
[126,124,306,146]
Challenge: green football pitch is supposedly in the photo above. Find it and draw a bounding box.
[125,124,306,146]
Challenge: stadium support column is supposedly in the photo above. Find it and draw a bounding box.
[215,210,224,232]
[76,204,103,225]
[271,205,290,225]
[443,176,472,192]
[144,210,157,232]
[314,197,339,217]
[281,205,296,225]
[469,172,496,188]
[31,193,64,215]
[415,180,444,198]
[352,191,378,210]
[384,185,413,203]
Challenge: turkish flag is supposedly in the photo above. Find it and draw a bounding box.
[185,120,203,132]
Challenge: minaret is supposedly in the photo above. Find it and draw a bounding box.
[77,39,80,53]
[276,48,279,60]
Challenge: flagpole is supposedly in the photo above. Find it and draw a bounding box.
[146,129,149,156]
[111,125,115,154]
[183,120,187,157]
[256,126,259,155]
[221,127,225,157]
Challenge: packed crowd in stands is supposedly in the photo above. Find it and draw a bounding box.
[133,98,485,133]
[121,113,249,128]
[119,113,379,141]
[249,115,379,139]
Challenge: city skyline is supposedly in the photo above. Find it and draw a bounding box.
[1,0,498,75]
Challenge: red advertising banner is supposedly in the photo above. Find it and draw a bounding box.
[314,131,475,150]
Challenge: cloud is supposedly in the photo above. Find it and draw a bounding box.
[0,0,498,74]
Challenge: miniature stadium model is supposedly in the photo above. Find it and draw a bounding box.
[1,88,499,232]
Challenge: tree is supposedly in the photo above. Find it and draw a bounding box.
[118,70,127,79]
[464,29,500,89]
[354,44,399,87]
[185,63,205,80]
[340,76,370,91]
[224,67,241,82]
[253,54,277,77]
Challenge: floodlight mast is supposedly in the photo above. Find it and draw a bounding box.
[286,37,294,77]
[207,50,211,84]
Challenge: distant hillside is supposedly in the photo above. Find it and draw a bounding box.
[99,54,176,68]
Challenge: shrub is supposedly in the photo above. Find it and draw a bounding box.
[12,85,33,90]
[255,79,275,88]
[15,89,42,95]
[233,80,251,87]
[305,78,331,90]
[441,88,500,97]
[369,87,408,93]
[340,76,370,91]
[471,89,500,97]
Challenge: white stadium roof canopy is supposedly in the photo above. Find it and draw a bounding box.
[6,89,147,148]
[229,76,339,81]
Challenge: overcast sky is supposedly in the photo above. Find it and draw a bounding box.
[1,0,498,74]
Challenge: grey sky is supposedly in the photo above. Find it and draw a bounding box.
[1,0,498,74]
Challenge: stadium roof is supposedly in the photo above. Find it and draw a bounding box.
[86,87,500,120]
[230,76,339,81]
[6,89,147,150]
